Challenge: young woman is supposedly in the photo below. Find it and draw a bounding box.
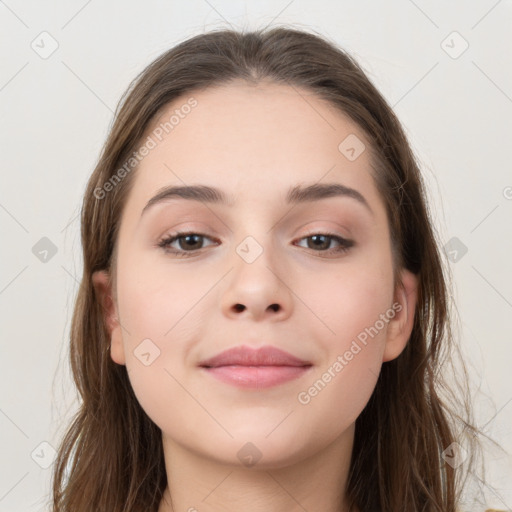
[50,26,488,511]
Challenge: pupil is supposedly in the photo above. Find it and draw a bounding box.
[310,235,329,249]
[183,234,201,249]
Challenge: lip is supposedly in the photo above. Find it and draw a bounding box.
[198,345,313,389]
[199,344,311,367]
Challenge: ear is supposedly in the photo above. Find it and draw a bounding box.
[382,268,418,362]
[91,270,126,365]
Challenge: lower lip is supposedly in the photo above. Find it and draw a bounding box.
[201,365,312,389]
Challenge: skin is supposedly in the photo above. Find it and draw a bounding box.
[93,81,418,512]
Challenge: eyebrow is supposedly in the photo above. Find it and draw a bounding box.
[140,182,374,217]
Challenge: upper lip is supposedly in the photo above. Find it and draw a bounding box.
[199,345,312,368]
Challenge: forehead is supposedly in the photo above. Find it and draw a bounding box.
[122,81,383,219]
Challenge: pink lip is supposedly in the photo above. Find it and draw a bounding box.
[198,345,313,389]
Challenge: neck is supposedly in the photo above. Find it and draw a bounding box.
[158,423,356,512]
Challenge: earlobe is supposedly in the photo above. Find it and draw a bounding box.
[91,270,126,366]
[382,269,419,362]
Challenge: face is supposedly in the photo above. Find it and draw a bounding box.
[93,81,417,469]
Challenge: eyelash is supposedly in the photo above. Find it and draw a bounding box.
[157,230,354,258]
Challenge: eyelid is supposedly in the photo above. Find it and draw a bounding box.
[295,220,352,238]
[299,226,351,239]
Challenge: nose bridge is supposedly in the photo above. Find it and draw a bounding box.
[228,204,280,266]
[231,229,280,291]
[231,204,288,274]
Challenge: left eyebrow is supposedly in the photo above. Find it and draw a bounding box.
[140,182,374,218]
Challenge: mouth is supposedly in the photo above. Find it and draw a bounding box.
[198,344,313,389]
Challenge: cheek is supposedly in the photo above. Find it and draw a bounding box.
[294,255,394,419]
[114,258,213,426]
[305,252,394,345]
[116,249,211,347]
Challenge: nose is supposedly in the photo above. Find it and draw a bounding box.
[220,239,293,322]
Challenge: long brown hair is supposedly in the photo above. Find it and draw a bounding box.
[51,25,491,511]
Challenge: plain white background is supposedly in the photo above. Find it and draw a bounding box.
[0,1,511,510]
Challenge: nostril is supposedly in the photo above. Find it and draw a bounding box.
[234,304,245,312]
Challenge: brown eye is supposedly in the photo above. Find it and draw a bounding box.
[307,234,331,250]
[295,233,354,256]
[158,232,216,257]
[157,231,354,259]
[174,234,204,251]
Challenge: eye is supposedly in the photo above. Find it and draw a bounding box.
[157,231,217,257]
[294,232,354,257]
[157,231,354,258]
